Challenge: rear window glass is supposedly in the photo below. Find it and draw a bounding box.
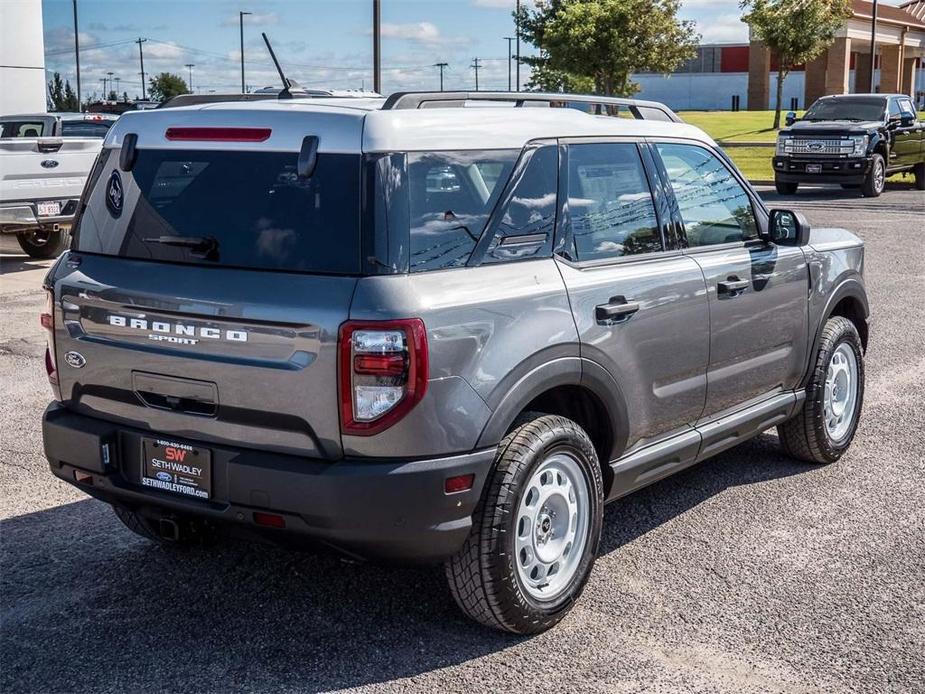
[0,120,47,137]
[61,120,114,138]
[75,148,361,274]
[408,150,517,272]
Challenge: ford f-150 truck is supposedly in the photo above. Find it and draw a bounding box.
[773,93,925,197]
[0,113,117,258]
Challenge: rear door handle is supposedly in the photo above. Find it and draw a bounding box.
[596,297,640,324]
[718,278,749,295]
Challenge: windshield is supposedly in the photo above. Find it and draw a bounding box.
[0,120,48,137]
[803,98,886,122]
[61,120,114,138]
[75,148,362,274]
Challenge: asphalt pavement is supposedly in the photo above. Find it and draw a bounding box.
[1,184,923,693]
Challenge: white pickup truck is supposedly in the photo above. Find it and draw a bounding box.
[1,112,118,258]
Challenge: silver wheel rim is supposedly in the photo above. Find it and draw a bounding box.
[874,160,884,192]
[824,343,859,443]
[514,452,590,601]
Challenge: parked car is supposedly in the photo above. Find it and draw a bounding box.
[0,112,118,257]
[773,93,925,196]
[41,91,868,634]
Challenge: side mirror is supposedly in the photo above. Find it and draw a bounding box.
[768,208,810,246]
[785,111,797,126]
[900,113,915,127]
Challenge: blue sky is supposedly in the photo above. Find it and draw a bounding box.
[40,0,903,99]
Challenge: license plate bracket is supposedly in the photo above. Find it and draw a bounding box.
[805,164,822,174]
[37,201,61,217]
[141,437,212,499]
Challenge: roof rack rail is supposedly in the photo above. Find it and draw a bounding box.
[381,91,682,123]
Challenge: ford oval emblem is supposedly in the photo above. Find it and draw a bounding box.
[41,159,59,169]
[808,142,824,151]
[64,351,86,368]
[156,471,173,482]
[105,170,124,217]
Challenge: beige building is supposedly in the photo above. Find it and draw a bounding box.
[748,0,925,110]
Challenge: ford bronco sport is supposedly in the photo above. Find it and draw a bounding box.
[41,91,868,634]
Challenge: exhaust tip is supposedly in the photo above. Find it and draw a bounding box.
[158,518,180,542]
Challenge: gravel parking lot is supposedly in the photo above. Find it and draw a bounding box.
[1,185,923,694]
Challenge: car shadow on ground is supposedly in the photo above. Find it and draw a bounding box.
[0,255,53,276]
[1,433,810,692]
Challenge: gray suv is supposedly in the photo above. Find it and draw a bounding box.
[41,92,868,634]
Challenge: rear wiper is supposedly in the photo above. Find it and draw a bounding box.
[143,235,219,258]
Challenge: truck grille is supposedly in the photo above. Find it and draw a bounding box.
[787,138,854,156]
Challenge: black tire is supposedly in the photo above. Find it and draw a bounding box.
[778,316,864,465]
[861,153,885,198]
[16,228,70,259]
[446,414,604,634]
[112,504,216,546]
[775,179,798,195]
[914,162,925,191]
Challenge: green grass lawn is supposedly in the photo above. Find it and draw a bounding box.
[680,110,793,143]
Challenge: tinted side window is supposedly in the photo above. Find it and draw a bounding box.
[408,150,517,272]
[889,99,902,118]
[655,143,757,247]
[483,145,558,263]
[567,143,660,261]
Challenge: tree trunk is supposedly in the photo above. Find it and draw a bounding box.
[773,68,786,130]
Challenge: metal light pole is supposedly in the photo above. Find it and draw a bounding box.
[373,0,381,94]
[106,71,113,99]
[72,0,82,110]
[240,11,251,93]
[185,63,195,92]
[515,0,521,91]
[868,0,878,92]
[504,37,515,91]
[433,62,448,91]
[114,76,120,99]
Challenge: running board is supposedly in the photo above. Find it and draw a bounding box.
[605,391,803,503]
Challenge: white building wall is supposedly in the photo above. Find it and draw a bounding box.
[0,0,46,115]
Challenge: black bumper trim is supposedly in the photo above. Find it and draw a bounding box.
[43,404,495,562]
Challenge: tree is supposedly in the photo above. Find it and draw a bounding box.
[517,0,699,97]
[48,72,80,111]
[148,72,189,103]
[63,81,79,111]
[741,0,852,129]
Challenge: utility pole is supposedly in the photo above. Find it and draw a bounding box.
[136,38,147,100]
[114,76,121,99]
[373,0,381,94]
[868,0,878,92]
[471,58,482,91]
[185,63,195,92]
[515,0,521,91]
[99,78,106,101]
[106,71,114,99]
[504,37,515,91]
[72,0,82,110]
[433,62,448,91]
[240,11,251,93]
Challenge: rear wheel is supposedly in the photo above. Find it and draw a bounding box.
[775,179,798,195]
[16,228,70,259]
[446,414,604,634]
[778,316,864,464]
[861,154,885,197]
[914,162,925,190]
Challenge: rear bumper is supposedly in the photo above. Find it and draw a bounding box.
[42,403,495,562]
[772,156,869,185]
[0,200,77,233]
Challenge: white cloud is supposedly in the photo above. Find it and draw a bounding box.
[693,15,748,43]
[379,21,442,43]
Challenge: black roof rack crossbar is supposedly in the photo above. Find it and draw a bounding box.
[381,91,682,122]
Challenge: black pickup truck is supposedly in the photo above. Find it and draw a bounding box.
[773,94,925,196]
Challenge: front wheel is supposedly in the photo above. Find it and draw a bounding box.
[861,154,885,197]
[775,179,798,195]
[446,414,604,634]
[778,316,864,464]
[16,228,70,259]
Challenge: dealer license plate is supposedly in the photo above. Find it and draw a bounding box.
[141,437,212,499]
[805,164,822,174]
[37,201,61,216]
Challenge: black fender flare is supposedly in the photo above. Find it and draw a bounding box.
[801,275,869,388]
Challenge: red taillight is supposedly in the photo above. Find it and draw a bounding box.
[444,474,475,494]
[253,512,286,529]
[338,319,428,436]
[164,127,272,142]
[41,287,60,395]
